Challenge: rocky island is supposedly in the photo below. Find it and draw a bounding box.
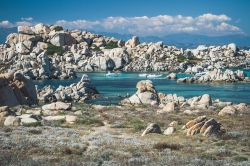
[0,19,250,166]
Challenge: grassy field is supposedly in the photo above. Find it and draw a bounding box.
[0,103,249,165]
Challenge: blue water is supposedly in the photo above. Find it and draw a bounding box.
[36,71,250,105]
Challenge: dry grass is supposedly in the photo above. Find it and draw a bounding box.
[0,103,249,165]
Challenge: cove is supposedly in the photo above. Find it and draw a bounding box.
[35,71,250,105]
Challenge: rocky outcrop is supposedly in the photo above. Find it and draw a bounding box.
[166,73,177,79]
[121,80,159,105]
[1,24,250,79]
[177,69,248,83]
[0,72,37,106]
[183,116,223,137]
[37,74,98,103]
[184,43,249,72]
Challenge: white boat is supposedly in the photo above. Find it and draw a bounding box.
[138,73,148,77]
[105,72,119,77]
[146,74,163,78]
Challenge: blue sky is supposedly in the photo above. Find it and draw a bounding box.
[0,0,250,36]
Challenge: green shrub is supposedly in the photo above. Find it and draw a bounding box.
[54,26,63,31]
[126,118,145,131]
[47,43,64,55]
[91,44,101,51]
[79,117,104,127]
[177,55,202,63]
[105,41,118,49]
[177,55,187,62]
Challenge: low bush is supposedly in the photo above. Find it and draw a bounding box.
[153,142,182,151]
[47,43,64,55]
[105,41,118,49]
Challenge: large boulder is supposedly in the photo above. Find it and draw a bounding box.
[218,105,237,116]
[141,123,161,136]
[50,32,77,46]
[103,48,130,70]
[121,80,159,105]
[183,116,223,137]
[136,80,156,93]
[16,41,33,54]
[33,23,50,34]
[4,116,20,126]
[0,72,38,106]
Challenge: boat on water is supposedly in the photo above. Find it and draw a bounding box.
[105,72,120,77]
[146,74,163,78]
[138,73,148,77]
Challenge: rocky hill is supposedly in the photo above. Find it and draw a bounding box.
[0,23,250,80]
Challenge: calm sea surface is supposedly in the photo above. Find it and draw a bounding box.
[36,70,250,105]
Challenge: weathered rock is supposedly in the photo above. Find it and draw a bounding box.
[218,105,237,116]
[65,115,78,124]
[4,116,21,126]
[50,32,77,46]
[184,116,207,129]
[0,72,38,106]
[184,116,222,137]
[0,106,15,124]
[121,80,159,105]
[21,117,39,126]
[161,102,177,112]
[125,36,140,48]
[163,127,176,135]
[169,121,178,127]
[136,80,156,93]
[198,94,212,107]
[167,73,177,79]
[141,123,161,136]
[42,101,72,110]
[234,103,248,113]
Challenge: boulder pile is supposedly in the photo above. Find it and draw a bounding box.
[177,69,248,83]
[37,74,98,103]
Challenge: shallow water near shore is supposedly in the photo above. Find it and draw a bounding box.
[36,70,250,105]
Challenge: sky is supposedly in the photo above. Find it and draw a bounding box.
[0,0,250,37]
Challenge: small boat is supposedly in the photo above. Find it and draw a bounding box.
[138,73,148,77]
[105,72,120,77]
[146,74,163,78]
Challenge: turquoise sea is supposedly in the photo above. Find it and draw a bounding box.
[36,70,250,105]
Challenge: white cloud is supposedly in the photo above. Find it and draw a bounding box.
[21,17,33,21]
[55,13,242,36]
[16,21,33,26]
[0,19,33,28]
[0,13,243,36]
[0,20,14,28]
